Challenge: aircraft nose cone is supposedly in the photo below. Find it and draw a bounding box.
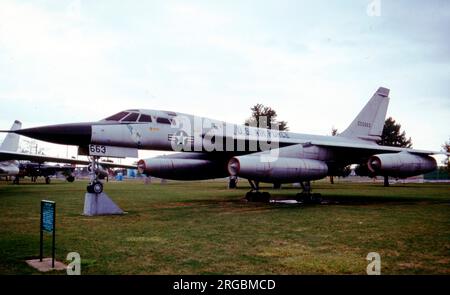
[14,123,92,146]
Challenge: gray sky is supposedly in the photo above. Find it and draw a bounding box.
[0,0,449,162]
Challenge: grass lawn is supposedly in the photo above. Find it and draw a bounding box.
[0,179,449,274]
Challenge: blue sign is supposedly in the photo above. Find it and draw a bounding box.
[41,201,55,233]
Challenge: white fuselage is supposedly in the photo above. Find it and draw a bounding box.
[91,110,375,154]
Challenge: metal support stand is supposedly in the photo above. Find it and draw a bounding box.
[83,192,124,216]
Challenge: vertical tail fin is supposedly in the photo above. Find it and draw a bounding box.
[339,87,390,142]
[0,120,22,152]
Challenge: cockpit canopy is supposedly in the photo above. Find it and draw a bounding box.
[102,110,176,124]
[103,111,152,123]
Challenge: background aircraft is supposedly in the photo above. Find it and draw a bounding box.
[0,120,134,184]
[13,162,75,184]
[0,120,22,178]
[3,87,447,200]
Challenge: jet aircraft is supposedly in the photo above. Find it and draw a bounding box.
[2,88,447,201]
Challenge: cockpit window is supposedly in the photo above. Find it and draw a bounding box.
[104,111,129,121]
[121,112,139,122]
[156,117,172,124]
[138,114,152,123]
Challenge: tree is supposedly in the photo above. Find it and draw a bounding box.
[245,103,289,131]
[377,117,412,148]
[331,127,338,136]
[244,104,288,189]
[377,117,412,186]
[443,138,450,172]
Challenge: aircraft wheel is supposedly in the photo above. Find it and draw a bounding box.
[261,192,271,202]
[45,177,51,184]
[296,193,309,203]
[228,177,237,189]
[93,181,103,194]
[66,176,75,182]
[312,193,322,204]
[296,193,322,204]
[246,191,270,202]
[87,181,103,194]
[245,191,254,202]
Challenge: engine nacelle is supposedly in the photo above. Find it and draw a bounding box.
[137,157,225,180]
[227,156,328,183]
[367,152,436,178]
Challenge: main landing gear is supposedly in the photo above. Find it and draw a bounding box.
[244,179,322,204]
[295,181,322,204]
[245,180,271,202]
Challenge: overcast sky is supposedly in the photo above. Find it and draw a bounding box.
[0,0,449,162]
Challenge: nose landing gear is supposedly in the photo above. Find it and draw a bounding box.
[83,156,123,216]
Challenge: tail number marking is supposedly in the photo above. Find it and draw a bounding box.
[358,121,372,128]
[89,145,107,155]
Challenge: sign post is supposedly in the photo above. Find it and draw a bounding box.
[40,200,56,268]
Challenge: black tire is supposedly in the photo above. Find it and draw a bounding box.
[66,176,75,183]
[296,193,309,203]
[229,178,237,189]
[296,193,322,204]
[312,193,322,204]
[245,191,253,202]
[261,192,271,202]
[45,177,51,184]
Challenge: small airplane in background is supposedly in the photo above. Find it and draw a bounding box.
[2,87,447,200]
[0,120,134,184]
[14,162,75,184]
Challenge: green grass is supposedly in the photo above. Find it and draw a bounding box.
[0,179,449,274]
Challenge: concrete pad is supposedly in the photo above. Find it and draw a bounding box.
[26,258,66,272]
